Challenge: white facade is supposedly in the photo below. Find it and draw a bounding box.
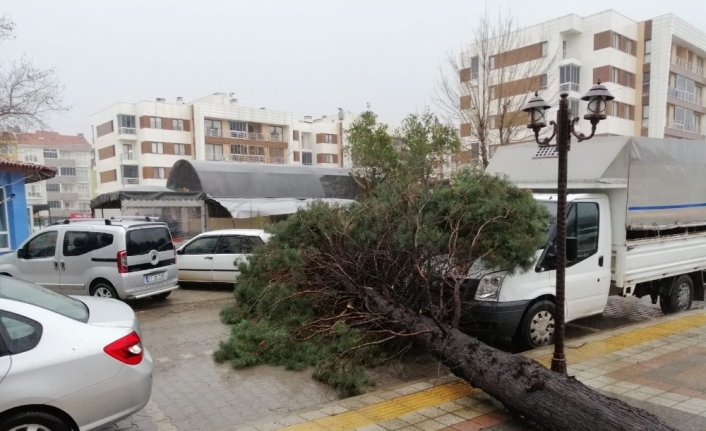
[460,10,706,165]
[92,94,355,196]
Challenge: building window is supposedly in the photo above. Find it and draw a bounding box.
[78,202,91,213]
[76,169,89,183]
[642,105,649,128]
[150,117,162,129]
[249,146,265,156]
[324,134,335,143]
[43,149,58,159]
[118,114,136,130]
[611,101,619,117]
[268,126,283,140]
[62,185,75,194]
[569,99,580,117]
[151,142,164,154]
[322,154,335,164]
[26,185,41,198]
[540,74,548,89]
[613,33,621,50]
[23,152,38,163]
[489,56,496,70]
[63,201,76,210]
[560,65,580,92]
[644,40,652,64]
[59,167,76,176]
[153,167,166,179]
[230,121,246,132]
[174,144,186,155]
[47,201,61,209]
[302,152,313,166]
[205,119,221,137]
[230,144,246,155]
[643,72,650,95]
[205,143,223,160]
[46,184,60,193]
[0,188,8,250]
[173,119,184,131]
[470,56,479,79]
[78,185,90,199]
[541,42,548,57]
[122,165,138,179]
[613,68,620,83]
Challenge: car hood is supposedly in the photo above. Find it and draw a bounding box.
[74,296,141,336]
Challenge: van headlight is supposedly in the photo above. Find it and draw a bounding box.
[474,275,504,301]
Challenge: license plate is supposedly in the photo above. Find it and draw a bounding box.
[144,272,167,283]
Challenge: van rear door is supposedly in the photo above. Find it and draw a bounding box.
[125,225,175,287]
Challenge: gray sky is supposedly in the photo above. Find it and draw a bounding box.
[2,0,704,138]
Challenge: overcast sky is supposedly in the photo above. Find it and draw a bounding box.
[2,0,704,138]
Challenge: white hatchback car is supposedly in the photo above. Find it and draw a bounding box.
[176,229,270,284]
[0,275,153,431]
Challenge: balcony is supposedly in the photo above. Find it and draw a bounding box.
[205,152,287,164]
[206,128,221,137]
[671,55,706,79]
[666,118,702,135]
[668,87,698,104]
[562,49,581,60]
[560,82,580,93]
[118,127,136,135]
[120,153,138,164]
[123,178,140,185]
[204,128,287,143]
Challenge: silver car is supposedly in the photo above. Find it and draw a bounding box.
[0,275,153,431]
[0,218,179,301]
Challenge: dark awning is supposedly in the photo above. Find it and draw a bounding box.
[165,160,359,200]
[90,185,207,210]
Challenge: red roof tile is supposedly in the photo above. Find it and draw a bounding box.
[16,131,91,149]
[0,159,57,183]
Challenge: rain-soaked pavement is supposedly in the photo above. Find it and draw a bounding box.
[102,287,703,431]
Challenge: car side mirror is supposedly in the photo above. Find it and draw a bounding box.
[566,237,578,262]
[17,248,25,259]
[176,249,184,255]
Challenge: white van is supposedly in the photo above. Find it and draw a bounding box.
[0,218,179,300]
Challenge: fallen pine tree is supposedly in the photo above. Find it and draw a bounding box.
[214,115,677,430]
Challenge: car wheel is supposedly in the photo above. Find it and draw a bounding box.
[151,291,172,300]
[660,275,693,314]
[90,282,119,299]
[0,411,72,431]
[514,300,556,351]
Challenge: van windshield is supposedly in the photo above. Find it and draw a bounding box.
[126,226,173,256]
[0,275,89,322]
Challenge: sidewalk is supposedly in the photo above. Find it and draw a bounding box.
[233,308,706,431]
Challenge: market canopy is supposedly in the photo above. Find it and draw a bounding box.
[166,160,359,199]
[90,185,207,210]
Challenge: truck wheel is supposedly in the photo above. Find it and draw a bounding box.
[660,275,693,314]
[514,300,555,351]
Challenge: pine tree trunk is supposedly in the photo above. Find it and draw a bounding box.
[363,291,678,431]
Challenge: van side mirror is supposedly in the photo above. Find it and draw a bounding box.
[566,237,578,262]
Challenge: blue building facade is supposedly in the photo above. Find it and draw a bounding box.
[0,161,56,255]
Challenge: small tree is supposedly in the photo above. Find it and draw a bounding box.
[0,15,69,133]
[436,8,557,168]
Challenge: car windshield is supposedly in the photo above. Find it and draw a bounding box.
[538,200,558,247]
[0,275,89,323]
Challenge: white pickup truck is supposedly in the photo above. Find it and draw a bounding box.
[463,136,706,350]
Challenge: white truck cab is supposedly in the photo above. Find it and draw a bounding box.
[464,137,706,350]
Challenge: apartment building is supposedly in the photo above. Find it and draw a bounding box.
[16,131,93,221]
[458,11,706,164]
[91,94,353,196]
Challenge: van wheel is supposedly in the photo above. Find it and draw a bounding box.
[514,300,556,351]
[0,411,72,431]
[90,282,118,299]
[660,275,693,314]
[151,291,172,300]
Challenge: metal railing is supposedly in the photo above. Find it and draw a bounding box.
[204,152,287,164]
[118,127,136,135]
[672,55,706,78]
[666,118,702,135]
[123,178,140,185]
[205,128,221,137]
[562,49,581,60]
[560,82,580,93]
[229,130,286,142]
[204,152,224,161]
[120,153,135,161]
[668,87,698,104]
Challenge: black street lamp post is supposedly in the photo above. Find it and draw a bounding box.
[521,81,614,374]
